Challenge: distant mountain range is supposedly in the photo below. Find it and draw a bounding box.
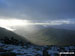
[0,27,75,46]
[49,24,75,30]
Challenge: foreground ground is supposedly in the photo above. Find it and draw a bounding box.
[0,42,75,56]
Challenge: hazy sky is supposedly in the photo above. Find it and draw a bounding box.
[0,0,75,20]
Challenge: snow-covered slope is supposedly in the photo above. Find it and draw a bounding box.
[0,43,75,56]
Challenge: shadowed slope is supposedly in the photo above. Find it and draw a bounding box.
[32,28,75,45]
[0,27,28,43]
[1,27,75,46]
[18,27,75,46]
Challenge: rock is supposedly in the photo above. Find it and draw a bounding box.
[0,52,16,56]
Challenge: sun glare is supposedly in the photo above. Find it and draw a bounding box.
[0,19,29,31]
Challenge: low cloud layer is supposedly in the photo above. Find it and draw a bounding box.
[0,18,75,31]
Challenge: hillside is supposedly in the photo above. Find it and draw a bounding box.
[0,27,28,43]
[16,27,75,45]
[0,27,75,46]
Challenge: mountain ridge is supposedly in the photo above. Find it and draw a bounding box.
[0,27,28,43]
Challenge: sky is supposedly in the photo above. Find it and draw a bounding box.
[0,0,75,20]
[0,0,75,31]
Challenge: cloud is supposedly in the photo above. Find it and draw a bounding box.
[0,17,74,27]
[0,17,75,31]
[0,0,75,20]
[30,19,74,26]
